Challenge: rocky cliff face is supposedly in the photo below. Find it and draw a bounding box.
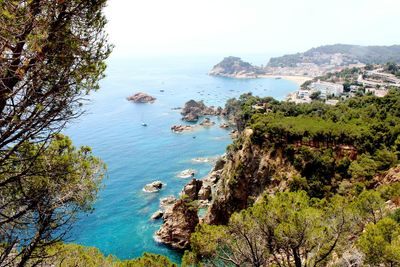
[205,129,299,225]
[156,128,302,246]
[155,199,198,250]
[209,56,263,78]
[155,158,226,249]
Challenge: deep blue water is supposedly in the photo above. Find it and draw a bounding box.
[64,55,298,263]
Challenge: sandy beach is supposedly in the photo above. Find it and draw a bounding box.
[213,73,313,86]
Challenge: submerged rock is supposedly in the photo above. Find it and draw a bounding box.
[199,117,215,127]
[127,92,156,103]
[176,169,197,178]
[143,181,163,193]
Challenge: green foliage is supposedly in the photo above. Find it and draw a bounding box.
[0,0,112,264]
[353,190,385,224]
[0,134,106,265]
[44,243,177,267]
[357,218,400,266]
[188,191,356,267]
[349,154,378,180]
[224,90,400,198]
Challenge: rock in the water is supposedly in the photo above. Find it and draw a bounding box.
[176,169,197,178]
[151,210,164,220]
[159,196,177,211]
[127,92,156,103]
[219,123,230,129]
[181,100,222,122]
[143,181,163,193]
[155,199,199,250]
[199,117,215,127]
[171,125,195,133]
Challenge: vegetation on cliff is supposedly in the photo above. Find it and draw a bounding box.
[184,186,400,267]
[179,90,400,266]
[267,44,400,67]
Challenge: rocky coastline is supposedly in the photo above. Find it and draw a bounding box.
[180,100,223,122]
[154,156,226,249]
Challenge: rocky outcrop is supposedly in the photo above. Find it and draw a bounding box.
[374,165,400,187]
[181,100,222,122]
[143,181,163,193]
[155,156,226,249]
[181,179,203,200]
[209,56,263,78]
[199,118,215,127]
[171,125,195,133]
[127,92,156,103]
[151,210,164,220]
[204,129,299,225]
[176,169,197,179]
[155,199,199,250]
[160,196,177,211]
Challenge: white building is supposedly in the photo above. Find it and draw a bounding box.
[308,81,344,99]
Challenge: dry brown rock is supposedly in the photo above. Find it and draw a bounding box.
[127,92,156,103]
[155,199,199,250]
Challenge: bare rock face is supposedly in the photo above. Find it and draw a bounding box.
[374,165,400,186]
[155,156,227,249]
[198,185,212,201]
[127,92,156,103]
[155,199,199,250]
[204,129,298,225]
[181,179,203,200]
[181,100,222,122]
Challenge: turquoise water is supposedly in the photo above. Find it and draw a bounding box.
[64,55,298,263]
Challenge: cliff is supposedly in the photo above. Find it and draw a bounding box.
[208,56,263,78]
[204,129,299,224]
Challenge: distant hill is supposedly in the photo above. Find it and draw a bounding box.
[208,56,262,78]
[267,44,400,67]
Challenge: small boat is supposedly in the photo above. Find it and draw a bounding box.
[142,122,147,127]
[275,77,282,80]
[160,89,164,92]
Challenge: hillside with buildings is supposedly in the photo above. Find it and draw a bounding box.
[210,44,400,79]
[287,63,400,104]
[268,44,400,67]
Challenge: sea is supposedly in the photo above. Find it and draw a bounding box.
[64,54,299,263]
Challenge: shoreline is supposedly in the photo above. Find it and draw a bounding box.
[210,73,313,86]
[260,75,313,86]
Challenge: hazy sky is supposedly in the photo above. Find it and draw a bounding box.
[105,0,400,58]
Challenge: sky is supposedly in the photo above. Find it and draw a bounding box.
[104,0,400,59]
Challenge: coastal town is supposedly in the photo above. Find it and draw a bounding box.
[208,46,400,106]
[287,63,400,104]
